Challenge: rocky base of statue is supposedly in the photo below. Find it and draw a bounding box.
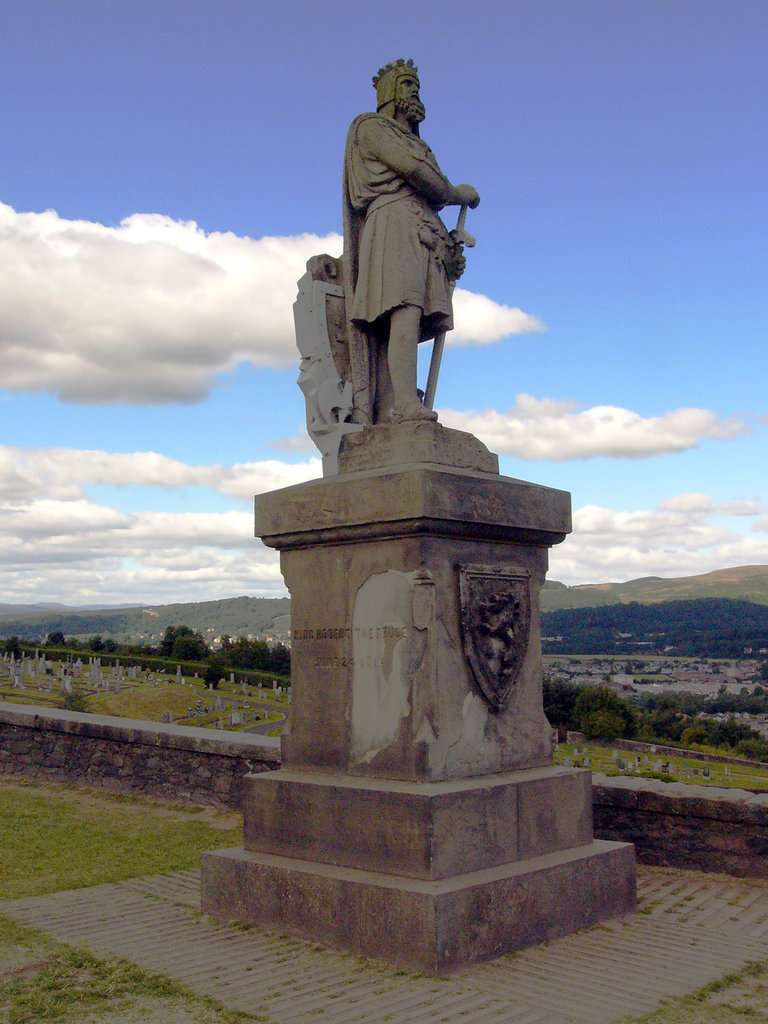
[202,766,635,973]
[201,765,634,970]
[200,422,636,972]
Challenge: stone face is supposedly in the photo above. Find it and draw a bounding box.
[256,463,570,782]
[0,703,278,808]
[201,840,636,974]
[241,766,593,880]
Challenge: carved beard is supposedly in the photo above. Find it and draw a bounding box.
[396,97,426,130]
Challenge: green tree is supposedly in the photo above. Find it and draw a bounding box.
[159,625,179,657]
[159,625,207,661]
[204,653,227,688]
[681,721,710,747]
[171,629,208,661]
[542,680,580,735]
[641,696,687,742]
[268,642,291,676]
[4,636,21,658]
[46,631,66,646]
[573,686,636,741]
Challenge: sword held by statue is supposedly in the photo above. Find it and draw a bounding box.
[422,203,475,411]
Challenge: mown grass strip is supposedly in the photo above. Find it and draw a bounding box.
[0,779,241,900]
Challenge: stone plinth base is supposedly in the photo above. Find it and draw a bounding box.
[201,839,635,974]
[240,766,594,879]
[203,428,638,971]
[255,464,571,781]
[201,765,636,973]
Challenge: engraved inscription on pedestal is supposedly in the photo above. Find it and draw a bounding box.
[458,565,531,711]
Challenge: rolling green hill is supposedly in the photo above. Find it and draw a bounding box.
[3,565,768,645]
[541,597,768,657]
[0,596,290,644]
[540,565,768,612]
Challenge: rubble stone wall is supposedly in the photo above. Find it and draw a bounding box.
[593,773,768,878]
[3,704,768,877]
[0,703,280,809]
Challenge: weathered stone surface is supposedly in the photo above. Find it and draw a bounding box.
[201,839,636,974]
[206,428,636,972]
[241,765,592,880]
[255,465,569,782]
[5,703,768,882]
[255,462,571,549]
[593,773,768,878]
[337,420,498,475]
[0,703,278,808]
[341,60,480,427]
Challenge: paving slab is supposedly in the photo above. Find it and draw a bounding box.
[4,864,768,1024]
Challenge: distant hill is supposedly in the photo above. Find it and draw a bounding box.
[3,565,768,646]
[540,565,768,612]
[0,596,290,644]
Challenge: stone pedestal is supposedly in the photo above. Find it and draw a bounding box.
[201,422,636,972]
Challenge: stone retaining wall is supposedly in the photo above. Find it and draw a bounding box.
[0,703,279,809]
[593,773,768,878]
[4,704,768,878]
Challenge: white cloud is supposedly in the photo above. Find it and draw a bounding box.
[550,495,768,586]
[1,459,767,602]
[0,495,284,605]
[450,290,544,345]
[0,203,541,405]
[658,494,762,516]
[0,446,321,503]
[439,394,750,460]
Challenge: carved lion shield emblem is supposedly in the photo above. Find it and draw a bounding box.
[458,565,531,711]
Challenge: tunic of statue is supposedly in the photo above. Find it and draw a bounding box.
[342,60,480,425]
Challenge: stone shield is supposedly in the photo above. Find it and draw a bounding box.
[458,565,531,711]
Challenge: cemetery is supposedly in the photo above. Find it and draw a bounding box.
[555,738,768,790]
[0,648,289,735]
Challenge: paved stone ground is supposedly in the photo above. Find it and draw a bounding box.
[4,864,768,1024]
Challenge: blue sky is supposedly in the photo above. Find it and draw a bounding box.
[2,0,767,605]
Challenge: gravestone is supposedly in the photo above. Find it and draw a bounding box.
[201,59,635,974]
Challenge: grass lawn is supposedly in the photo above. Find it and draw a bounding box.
[0,778,258,1022]
[0,915,261,1023]
[0,778,241,901]
[1,664,290,734]
[555,741,768,790]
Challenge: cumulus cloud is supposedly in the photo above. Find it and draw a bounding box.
[0,445,321,604]
[0,446,321,503]
[439,394,750,460]
[0,495,285,605]
[1,446,767,600]
[450,290,544,345]
[0,203,541,405]
[550,495,768,586]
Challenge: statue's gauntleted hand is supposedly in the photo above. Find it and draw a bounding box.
[444,237,467,281]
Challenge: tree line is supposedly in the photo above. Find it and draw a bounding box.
[544,680,768,762]
[541,598,768,657]
[5,624,290,687]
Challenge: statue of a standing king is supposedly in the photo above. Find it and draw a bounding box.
[343,59,480,425]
